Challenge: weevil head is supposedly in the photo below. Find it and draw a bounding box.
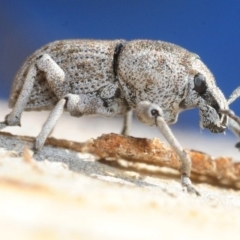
[180,55,228,133]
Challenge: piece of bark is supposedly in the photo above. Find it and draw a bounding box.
[91,134,240,186]
[1,132,240,188]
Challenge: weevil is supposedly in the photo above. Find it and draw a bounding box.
[1,39,240,195]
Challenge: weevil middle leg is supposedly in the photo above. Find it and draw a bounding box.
[35,92,126,150]
[121,109,133,136]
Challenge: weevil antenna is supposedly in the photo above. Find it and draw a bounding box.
[219,109,240,126]
[227,87,240,105]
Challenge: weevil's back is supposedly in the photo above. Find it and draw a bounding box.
[9,46,58,111]
[9,39,124,111]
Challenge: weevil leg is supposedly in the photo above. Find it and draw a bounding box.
[1,54,66,129]
[154,112,200,195]
[121,109,132,136]
[35,98,66,150]
[3,65,37,127]
[36,54,67,99]
[135,101,200,196]
[219,109,240,149]
[35,94,78,150]
[227,86,240,105]
[0,122,7,130]
[228,118,240,149]
[225,87,240,148]
[35,93,124,150]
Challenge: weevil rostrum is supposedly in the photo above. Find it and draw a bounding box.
[1,39,240,195]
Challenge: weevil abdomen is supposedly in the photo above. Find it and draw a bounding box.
[9,39,126,111]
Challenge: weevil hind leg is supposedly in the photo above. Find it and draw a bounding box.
[36,54,67,99]
[2,64,37,127]
[135,101,200,196]
[121,109,132,136]
[1,53,67,130]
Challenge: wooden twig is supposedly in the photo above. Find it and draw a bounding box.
[1,132,240,188]
[91,134,240,186]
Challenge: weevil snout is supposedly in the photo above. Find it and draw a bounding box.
[190,58,229,133]
[215,110,228,133]
[208,117,227,133]
[199,86,228,133]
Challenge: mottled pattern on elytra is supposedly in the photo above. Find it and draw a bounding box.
[8,39,229,130]
[9,40,124,110]
[24,72,58,110]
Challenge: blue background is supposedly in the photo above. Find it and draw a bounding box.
[1,0,240,129]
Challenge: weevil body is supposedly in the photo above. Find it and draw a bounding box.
[1,39,240,195]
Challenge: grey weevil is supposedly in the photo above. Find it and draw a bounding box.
[1,39,240,195]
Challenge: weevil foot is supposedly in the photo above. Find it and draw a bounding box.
[0,121,7,130]
[31,147,41,156]
[183,184,201,196]
[181,174,201,196]
[4,113,21,127]
[34,135,46,151]
[235,142,240,150]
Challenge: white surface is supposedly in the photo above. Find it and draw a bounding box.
[1,100,240,240]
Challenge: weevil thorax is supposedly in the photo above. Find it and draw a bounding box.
[118,40,228,132]
[118,40,197,124]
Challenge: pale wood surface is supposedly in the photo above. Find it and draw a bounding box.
[1,100,240,240]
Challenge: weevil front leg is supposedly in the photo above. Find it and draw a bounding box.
[135,101,200,196]
[219,87,240,149]
[219,109,240,149]
[1,54,67,129]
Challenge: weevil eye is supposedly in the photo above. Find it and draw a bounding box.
[193,73,207,95]
[151,109,160,117]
